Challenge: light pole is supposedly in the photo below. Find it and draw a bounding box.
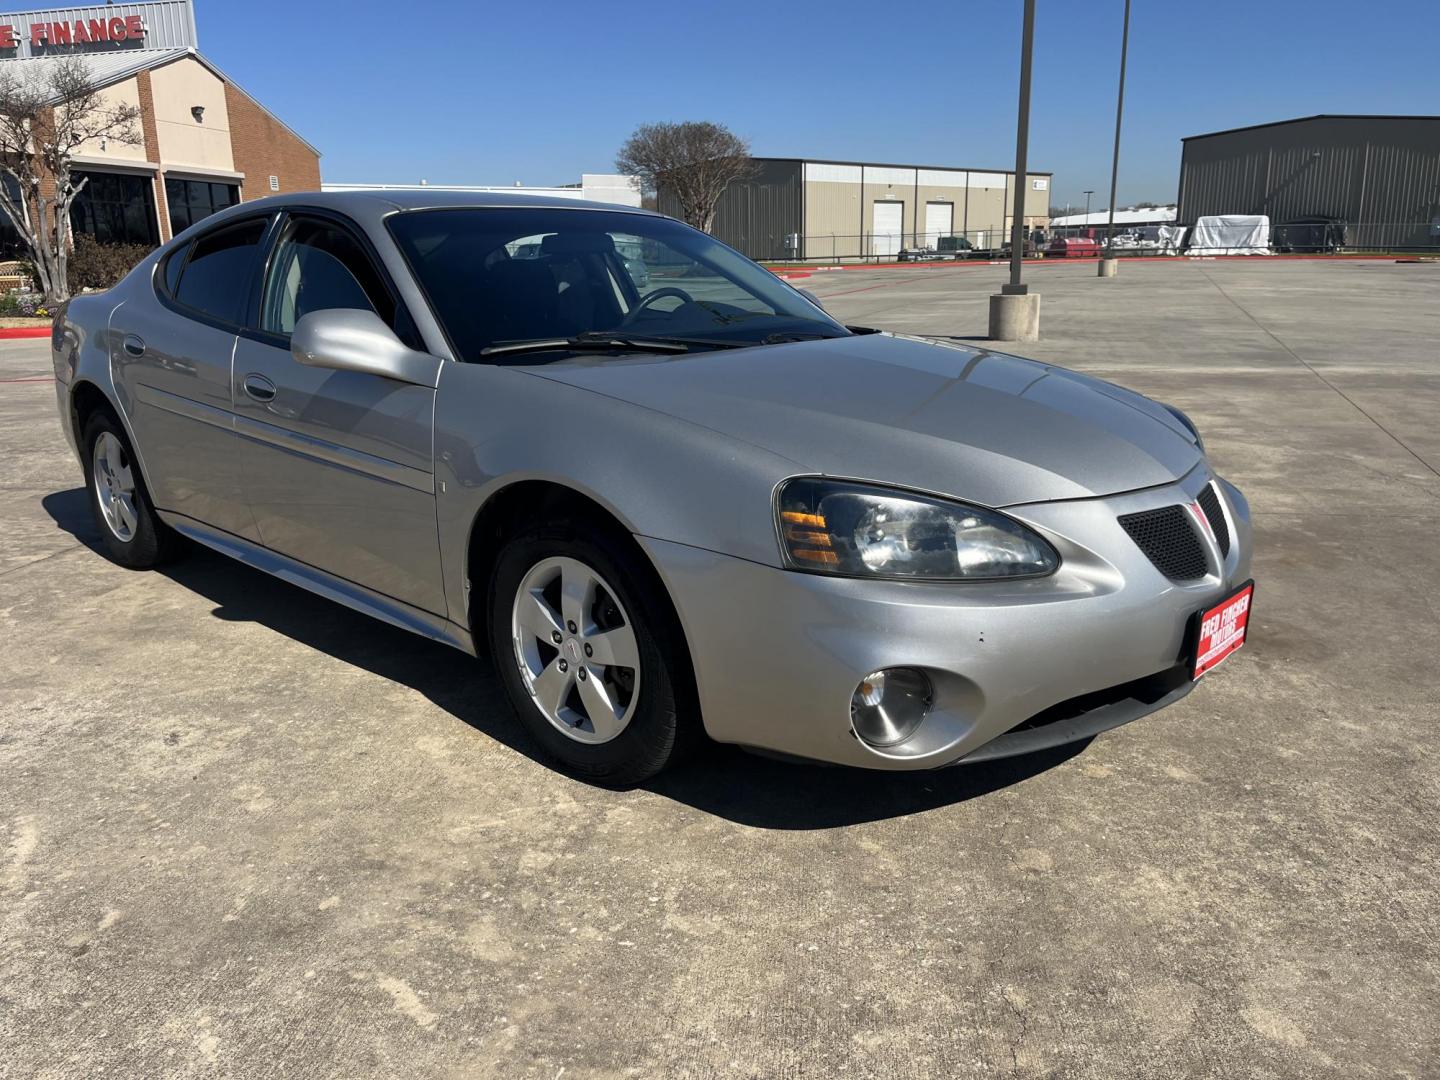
[1083,190,1095,219]
[1099,0,1131,277]
[988,0,1039,341]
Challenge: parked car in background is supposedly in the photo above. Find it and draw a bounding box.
[899,236,982,262]
[897,244,939,262]
[53,191,1253,786]
[936,235,976,258]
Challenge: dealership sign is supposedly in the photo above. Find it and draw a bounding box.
[0,15,145,49]
[0,1,195,58]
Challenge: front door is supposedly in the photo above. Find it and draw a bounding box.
[231,211,446,614]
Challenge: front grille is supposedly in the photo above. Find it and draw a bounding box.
[1118,505,1208,580]
[1196,482,1231,557]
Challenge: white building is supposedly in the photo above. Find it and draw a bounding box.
[322,174,641,208]
[1049,205,1177,235]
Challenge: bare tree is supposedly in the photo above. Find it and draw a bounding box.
[616,121,754,233]
[0,56,142,303]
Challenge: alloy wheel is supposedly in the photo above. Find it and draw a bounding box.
[92,431,139,542]
[510,556,641,744]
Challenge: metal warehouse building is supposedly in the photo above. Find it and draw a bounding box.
[1178,115,1440,251]
[660,157,1052,262]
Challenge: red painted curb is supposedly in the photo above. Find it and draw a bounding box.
[0,327,51,339]
[763,252,1406,274]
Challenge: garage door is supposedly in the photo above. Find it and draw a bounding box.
[924,202,954,246]
[872,201,903,257]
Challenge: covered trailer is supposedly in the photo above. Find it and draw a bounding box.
[1186,215,1271,255]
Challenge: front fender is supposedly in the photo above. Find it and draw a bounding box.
[432,362,804,624]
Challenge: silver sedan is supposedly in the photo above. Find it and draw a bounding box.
[53,191,1253,785]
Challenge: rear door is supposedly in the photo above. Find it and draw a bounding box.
[113,215,272,541]
[230,210,445,614]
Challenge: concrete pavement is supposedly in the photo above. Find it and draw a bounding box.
[2,258,1438,1077]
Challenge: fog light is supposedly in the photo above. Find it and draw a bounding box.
[851,667,932,747]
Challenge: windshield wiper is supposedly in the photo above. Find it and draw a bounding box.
[760,330,846,344]
[590,332,749,350]
[480,331,754,360]
[480,335,692,359]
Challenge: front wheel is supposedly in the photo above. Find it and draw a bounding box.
[488,525,696,786]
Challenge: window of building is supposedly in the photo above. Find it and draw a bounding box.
[261,217,394,336]
[172,218,267,324]
[165,178,239,235]
[0,173,23,259]
[69,170,158,246]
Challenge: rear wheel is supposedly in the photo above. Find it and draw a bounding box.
[488,523,695,786]
[81,412,184,569]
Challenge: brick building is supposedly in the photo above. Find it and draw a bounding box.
[1,0,318,249]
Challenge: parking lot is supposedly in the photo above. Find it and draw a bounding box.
[3,257,1437,1078]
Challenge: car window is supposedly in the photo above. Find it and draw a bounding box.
[172,219,267,324]
[388,208,847,362]
[261,217,394,336]
[162,245,185,295]
[613,234,651,289]
[506,236,546,259]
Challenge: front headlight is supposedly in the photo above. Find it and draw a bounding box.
[776,478,1059,581]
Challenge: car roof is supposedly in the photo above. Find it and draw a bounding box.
[238,189,658,215]
[162,189,665,252]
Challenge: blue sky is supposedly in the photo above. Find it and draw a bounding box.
[198,0,1438,209]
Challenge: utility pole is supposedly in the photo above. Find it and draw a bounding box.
[1099,0,1131,278]
[989,0,1039,341]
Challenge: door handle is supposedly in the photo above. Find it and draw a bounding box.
[122,334,145,357]
[242,373,277,403]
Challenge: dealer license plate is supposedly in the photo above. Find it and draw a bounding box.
[1192,582,1253,680]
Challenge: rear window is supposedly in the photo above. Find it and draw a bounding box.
[172,219,266,324]
[162,246,184,294]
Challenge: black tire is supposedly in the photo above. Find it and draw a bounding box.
[487,520,698,787]
[81,411,185,570]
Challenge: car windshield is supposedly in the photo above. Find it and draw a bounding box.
[387,207,849,363]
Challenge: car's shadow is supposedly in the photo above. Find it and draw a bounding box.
[44,488,1087,830]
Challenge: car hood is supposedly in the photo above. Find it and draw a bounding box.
[530,333,1202,507]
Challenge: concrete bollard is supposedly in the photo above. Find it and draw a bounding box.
[1097,257,1119,277]
[988,290,1041,342]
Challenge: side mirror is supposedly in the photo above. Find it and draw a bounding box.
[797,287,826,312]
[291,309,442,388]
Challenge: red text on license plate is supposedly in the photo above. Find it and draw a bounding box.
[1193,584,1252,679]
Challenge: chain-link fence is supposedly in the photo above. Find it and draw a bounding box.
[751,221,1440,264]
[750,228,1042,264]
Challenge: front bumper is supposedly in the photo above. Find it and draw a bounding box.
[641,465,1251,770]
